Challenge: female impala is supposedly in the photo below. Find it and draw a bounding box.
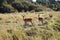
[22,15,34,27]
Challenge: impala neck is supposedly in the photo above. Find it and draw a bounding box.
[38,15,40,17]
[22,16,25,19]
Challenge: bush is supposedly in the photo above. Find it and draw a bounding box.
[12,1,42,12]
[12,2,24,12]
[0,0,4,4]
[0,0,4,6]
[0,5,16,13]
[6,0,15,4]
[0,0,43,13]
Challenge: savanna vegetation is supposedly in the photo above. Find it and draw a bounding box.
[36,0,60,11]
[0,12,60,40]
[0,0,60,40]
[0,0,53,13]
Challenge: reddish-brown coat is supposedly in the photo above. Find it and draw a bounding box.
[38,17,43,21]
[23,18,32,22]
[22,15,32,22]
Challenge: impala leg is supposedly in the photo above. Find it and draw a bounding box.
[24,21,27,28]
[38,20,43,26]
[41,19,44,25]
[31,21,34,26]
[38,21,41,26]
[41,20,43,25]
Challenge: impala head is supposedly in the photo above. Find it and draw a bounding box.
[49,14,53,18]
[22,15,25,19]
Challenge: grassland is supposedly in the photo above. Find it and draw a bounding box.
[0,11,60,40]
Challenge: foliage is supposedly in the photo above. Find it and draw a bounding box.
[11,1,42,12]
[0,0,43,13]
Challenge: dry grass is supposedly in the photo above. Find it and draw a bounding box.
[0,11,60,40]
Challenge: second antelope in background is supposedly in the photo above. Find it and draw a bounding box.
[38,14,45,26]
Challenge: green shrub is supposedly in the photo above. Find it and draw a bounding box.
[6,0,15,4]
[0,5,16,13]
[12,1,42,12]
[0,0,43,13]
